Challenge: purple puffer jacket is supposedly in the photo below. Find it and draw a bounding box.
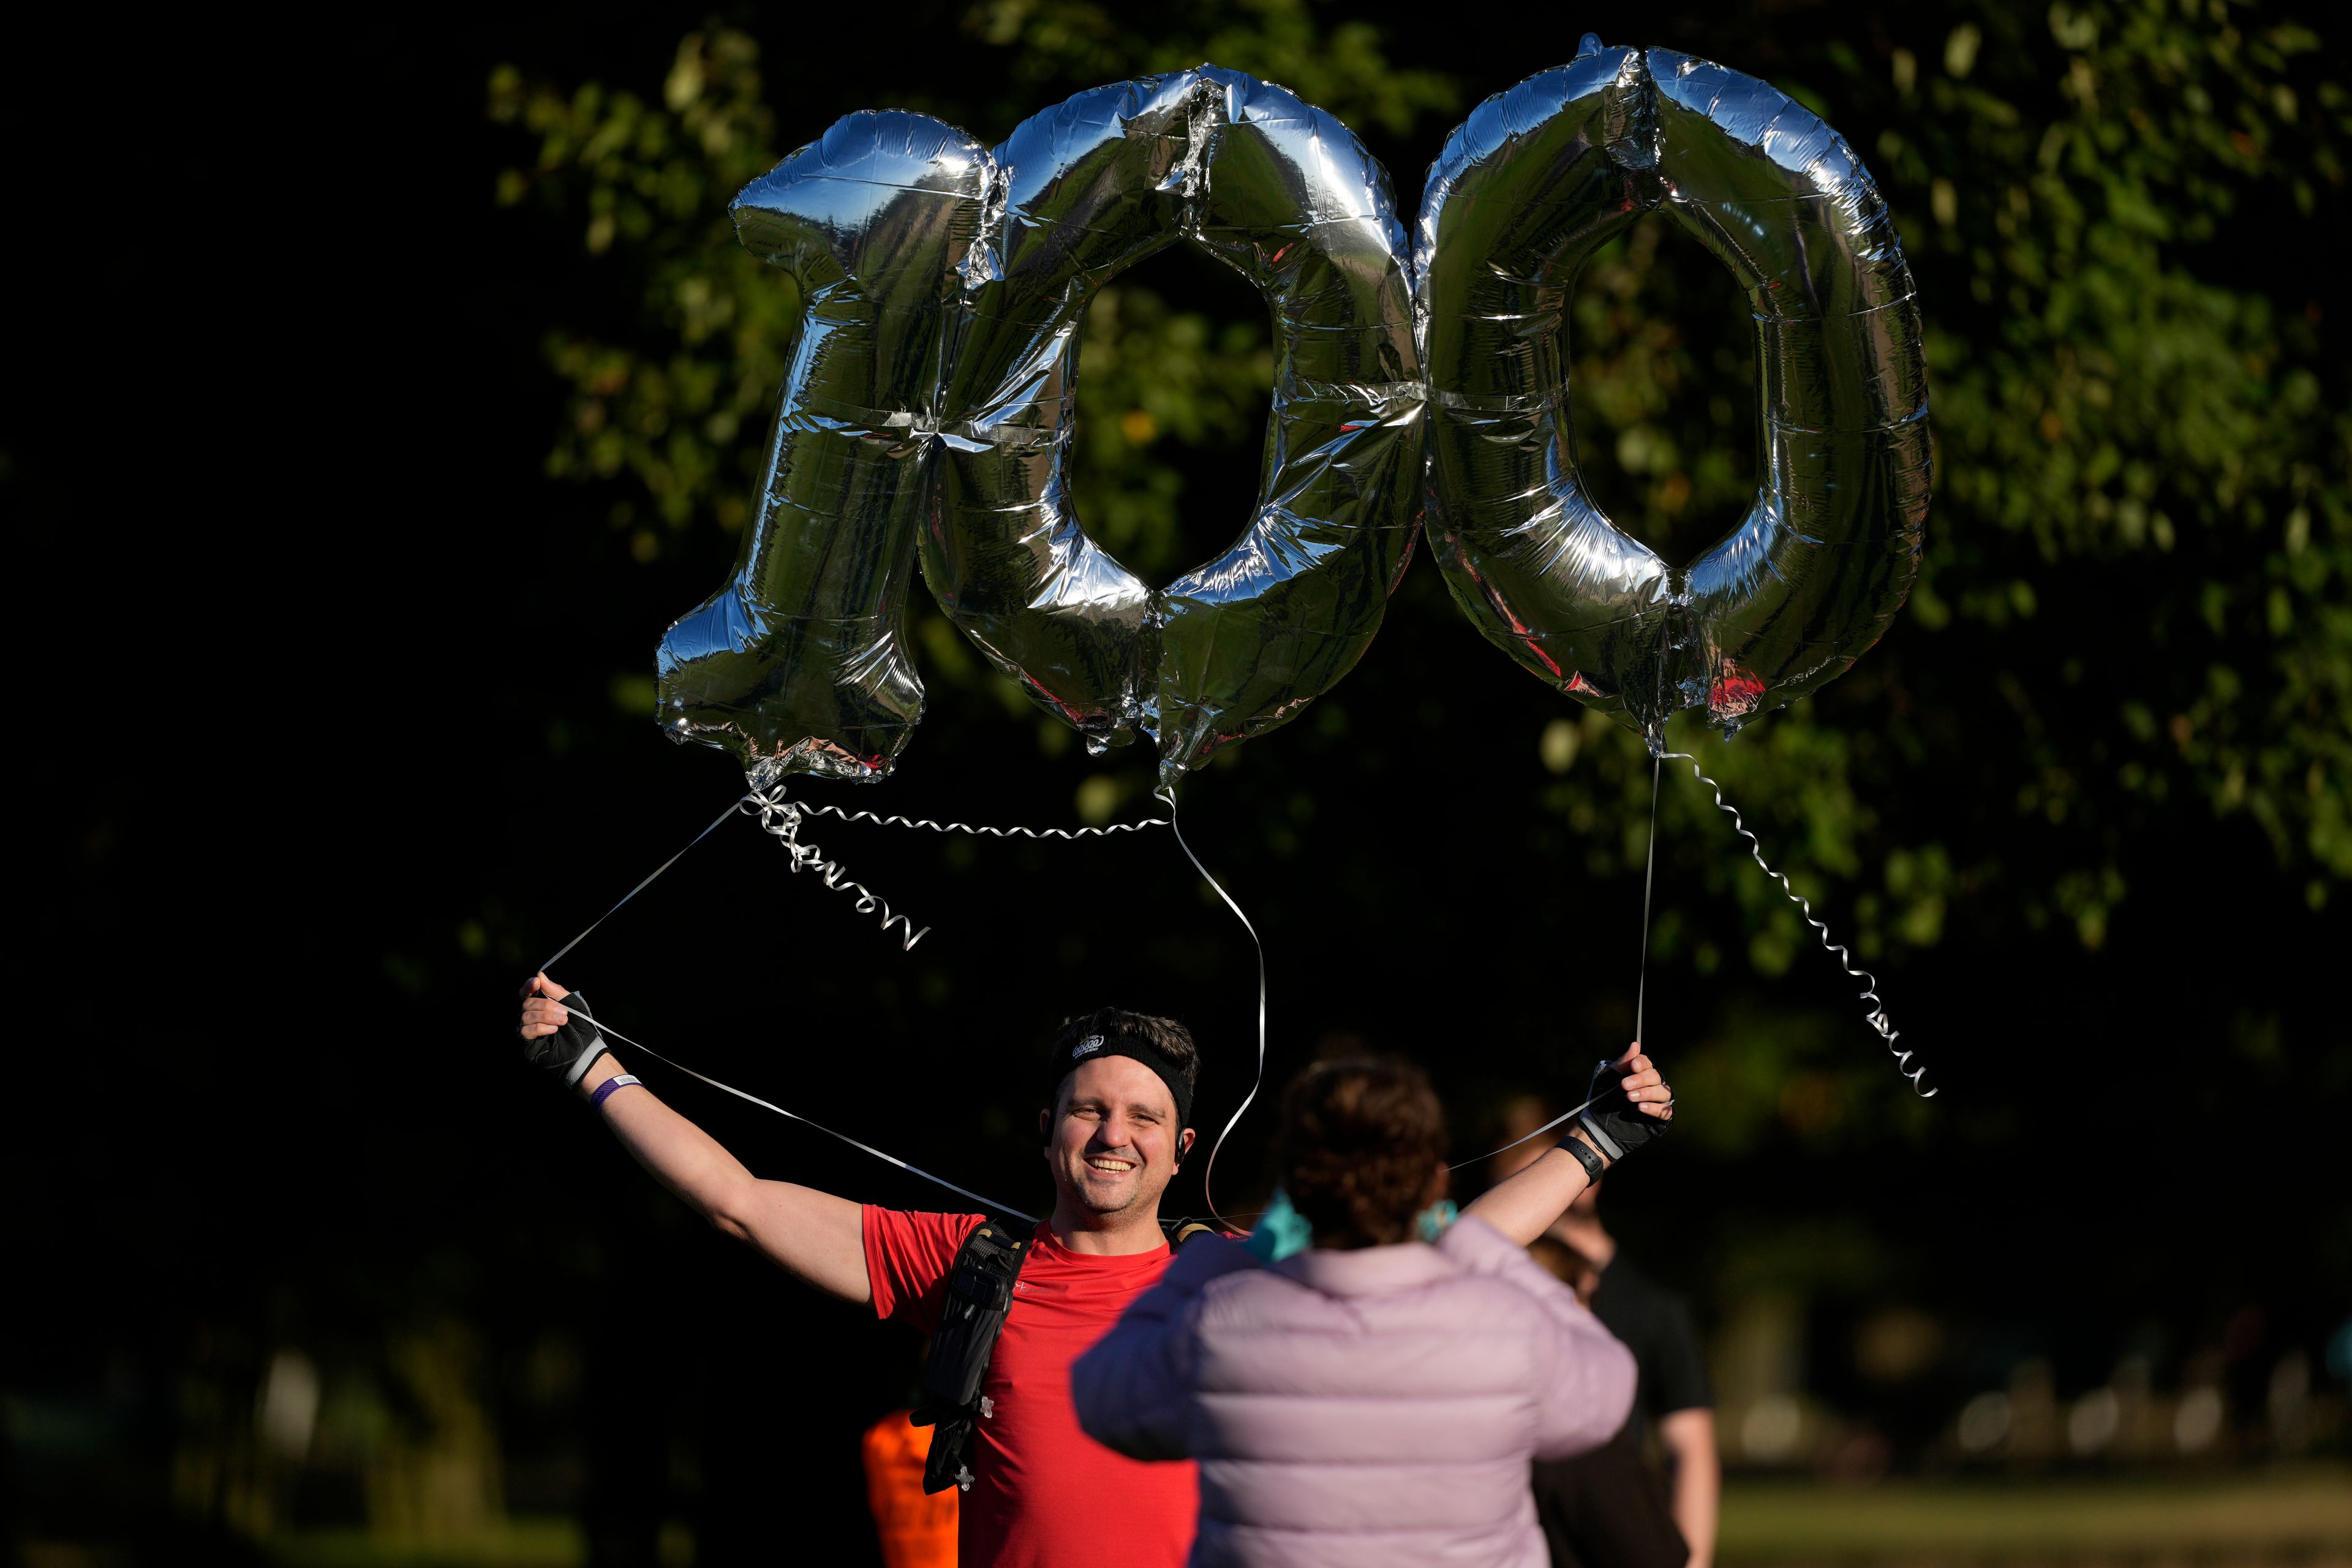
[1071,1215,1636,1568]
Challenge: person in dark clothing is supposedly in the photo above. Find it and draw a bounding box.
[1497,1097,1721,1568]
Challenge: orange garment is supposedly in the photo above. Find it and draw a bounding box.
[862,1409,958,1568]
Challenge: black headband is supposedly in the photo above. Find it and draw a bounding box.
[1047,1031,1194,1130]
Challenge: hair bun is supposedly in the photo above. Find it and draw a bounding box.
[1276,1059,1448,1249]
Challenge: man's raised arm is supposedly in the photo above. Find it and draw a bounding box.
[520,974,871,1304]
[1464,1044,1675,1248]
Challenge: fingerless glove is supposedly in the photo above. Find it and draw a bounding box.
[522,989,608,1087]
[1574,1054,1672,1164]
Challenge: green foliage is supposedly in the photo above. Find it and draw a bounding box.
[489,0,2346,1155]
[1542,0,2350,989]
[1066,283,1275,580]
[1561,216,1762,566]
[1869,0,2352,914]
[489,34,788,554]
[960,0,1458,135]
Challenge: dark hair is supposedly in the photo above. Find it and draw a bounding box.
[1277,1058,1449,1249]
[1049,1009,1199,1115]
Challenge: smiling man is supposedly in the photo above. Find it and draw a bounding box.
[518,981,1204,1568]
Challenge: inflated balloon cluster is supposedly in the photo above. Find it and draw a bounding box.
[656,38,1926,786]
[629,39,1935,1121]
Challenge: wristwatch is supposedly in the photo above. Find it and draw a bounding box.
[1555,1132,1608,1185]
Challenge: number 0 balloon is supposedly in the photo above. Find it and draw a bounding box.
[655,42,1927,783]
[1420,41,1929,741]
[930,69,1422,782]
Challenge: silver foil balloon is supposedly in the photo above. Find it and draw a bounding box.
[659,70,1423,789]
[930,68,1424,784]
[656,113,990,782]
[1417,39,1929,740]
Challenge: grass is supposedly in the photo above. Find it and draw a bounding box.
[255,1469,2352,1567]
[1721,1466,2352,1566]
[270,1520,584,1568]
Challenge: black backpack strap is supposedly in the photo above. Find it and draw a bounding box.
[1163,1215,1226,1248]
[911,1221,1030,1494]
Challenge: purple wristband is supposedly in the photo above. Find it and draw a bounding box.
[590,1073,643,1110]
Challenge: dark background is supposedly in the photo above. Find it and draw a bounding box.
[10,1,2346,1563]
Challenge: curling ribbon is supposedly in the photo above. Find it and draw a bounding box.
[1662,750,1934,1098]
[744,789,930,949]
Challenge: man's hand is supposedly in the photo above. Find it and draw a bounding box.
[1574,1043,1674,1165]
[519,973,608,1088]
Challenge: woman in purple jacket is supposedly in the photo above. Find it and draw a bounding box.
[1072,1047,1676,1567]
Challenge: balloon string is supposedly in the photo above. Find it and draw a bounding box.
[1450,1084,1612,1171]
[734,780,1177,948]
[558,1000,1038,1223]
[1635,750,1662,1049]
[786,791,1171,840]
[543,784,1175,972]
[744,789,931,949]
[1660,750,1934,1098]
[540,796,749,973]
[1158,787,1267,1235]
[532,787,1195,1226]
[1471,753,1657,1169]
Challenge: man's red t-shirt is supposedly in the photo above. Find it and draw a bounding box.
[862,1208,1197,1568]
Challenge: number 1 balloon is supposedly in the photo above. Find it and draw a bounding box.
[655,113,989,782]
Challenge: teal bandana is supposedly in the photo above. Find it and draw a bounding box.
[1243,1189,1314,1262]
[1243,1191,1457,1259]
